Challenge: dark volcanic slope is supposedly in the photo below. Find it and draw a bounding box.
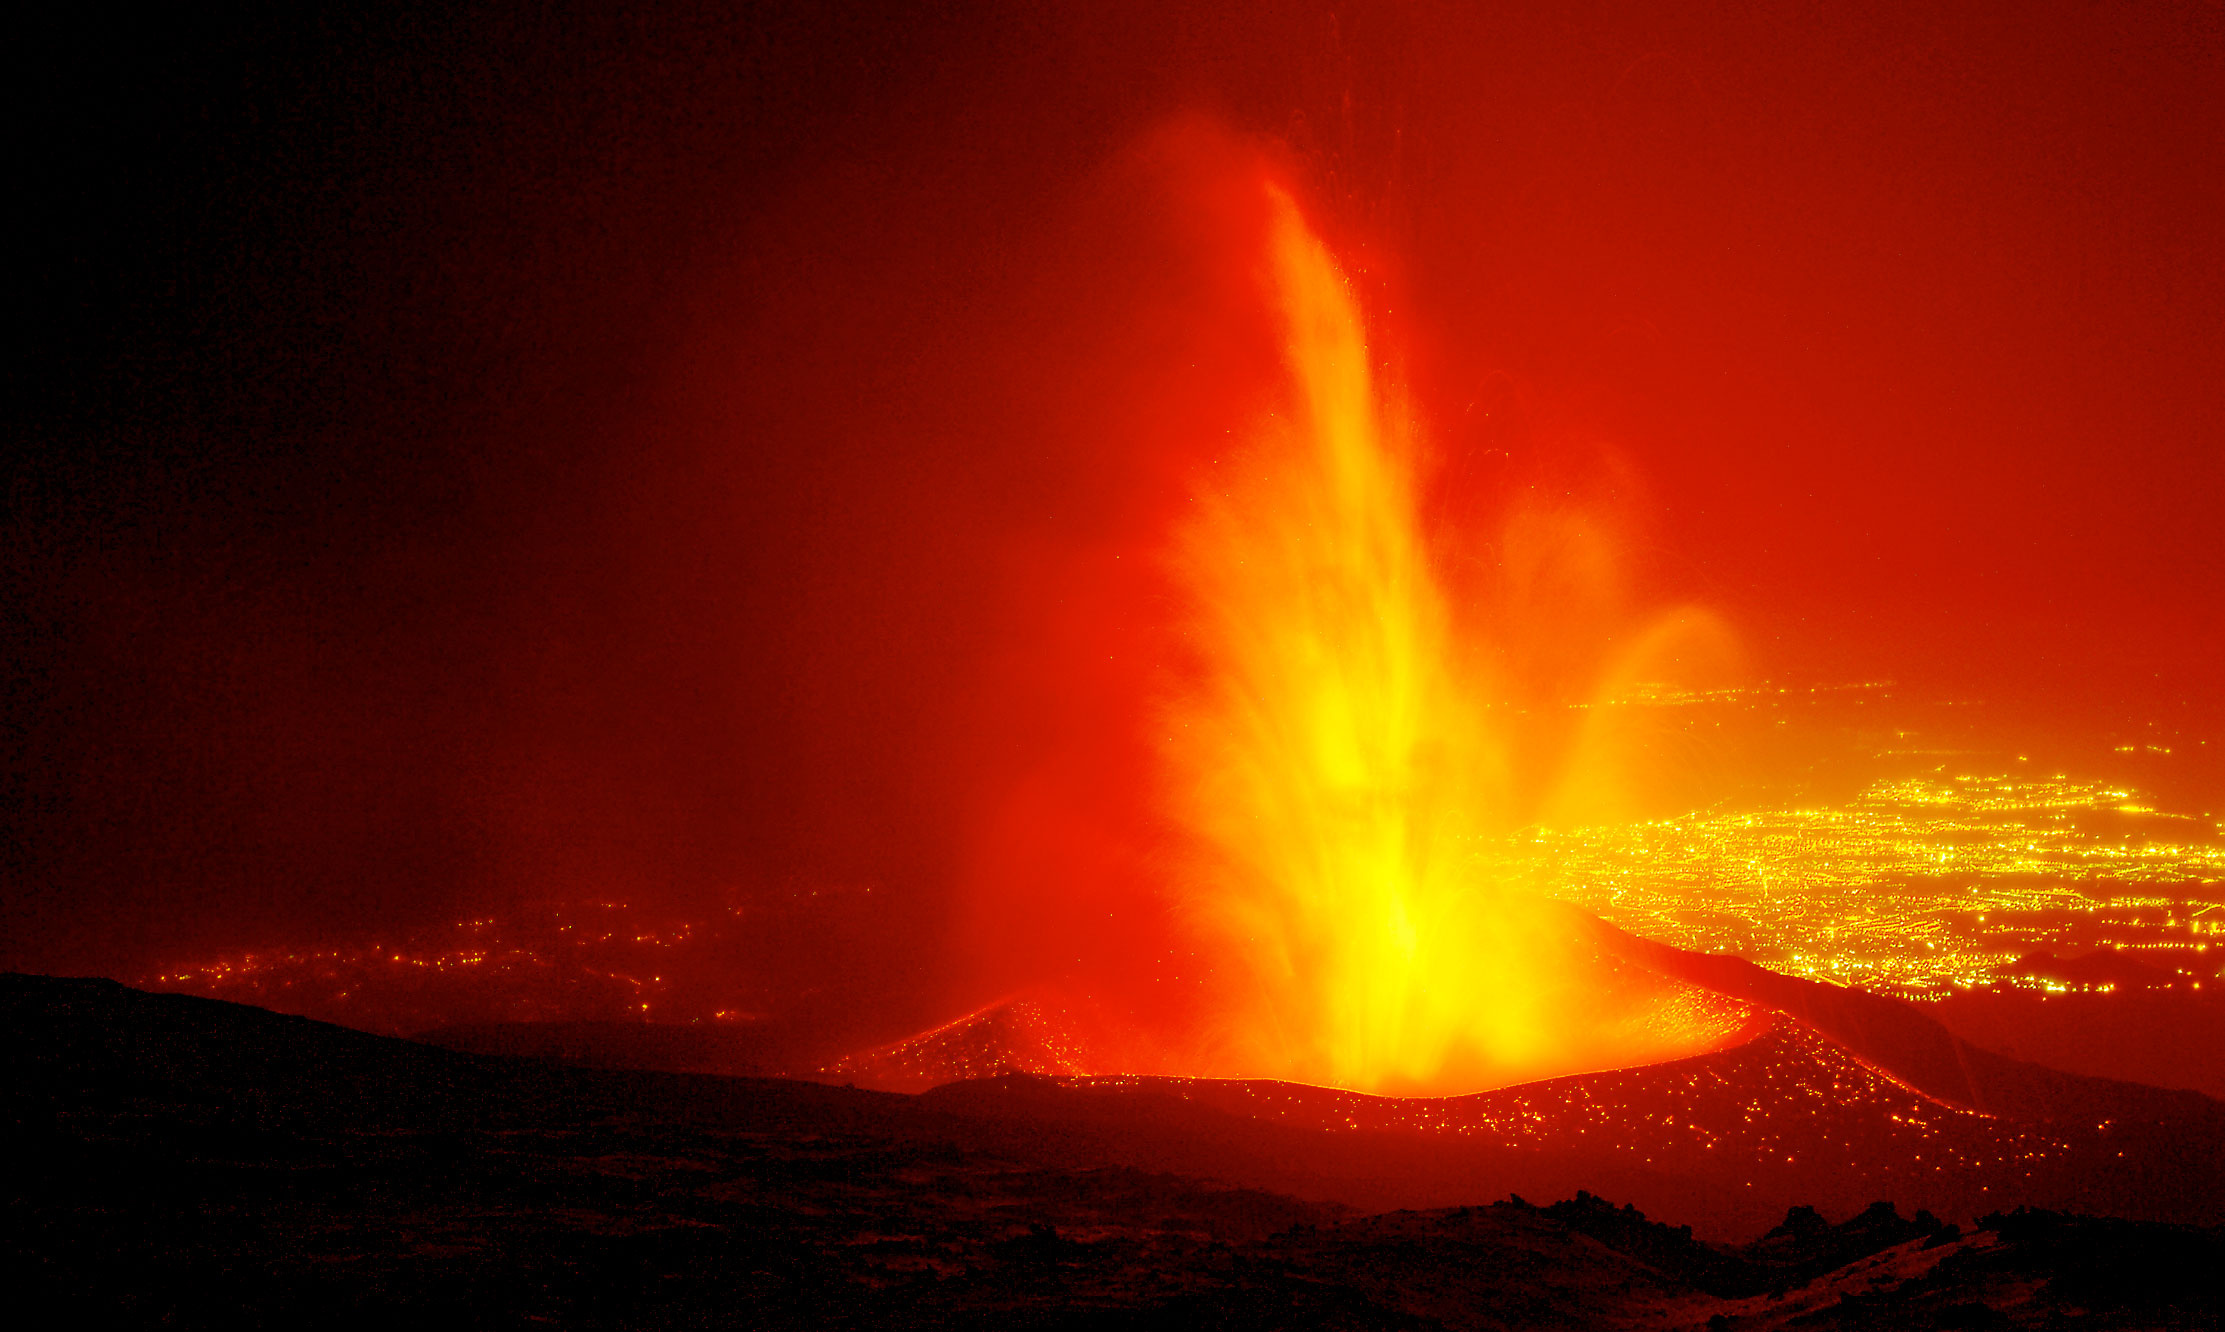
[1583,915,2222,1128]
[6,975,2223,1329]
[1053,1019,2225,1232]
[767,919,2225,1234]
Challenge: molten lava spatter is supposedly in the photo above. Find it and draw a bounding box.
[1160,186,1732,1094]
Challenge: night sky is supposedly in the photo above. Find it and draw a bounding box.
[8,2,2220,1029]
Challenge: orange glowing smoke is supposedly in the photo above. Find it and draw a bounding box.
[1159,185,1741,1094]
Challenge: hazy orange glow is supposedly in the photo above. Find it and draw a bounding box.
[1159,184,1747,1094]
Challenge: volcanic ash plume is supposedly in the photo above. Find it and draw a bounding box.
[1161,186,1738,1094]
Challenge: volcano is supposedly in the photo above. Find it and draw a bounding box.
[16,2,2225,1324]
[771,909,2225,1237]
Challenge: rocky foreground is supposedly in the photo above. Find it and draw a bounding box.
[5,974,2221,1329]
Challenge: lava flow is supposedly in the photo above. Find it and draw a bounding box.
[1151,185,1746,1095]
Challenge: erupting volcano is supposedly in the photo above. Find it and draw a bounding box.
[15,5,2225,1323]
[913,160,1765,1096]
[1154,185,1744,1093]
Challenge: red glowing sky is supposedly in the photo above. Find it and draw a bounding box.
[8,2,2220,1036]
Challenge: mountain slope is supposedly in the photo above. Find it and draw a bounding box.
[5,973,2220,1329]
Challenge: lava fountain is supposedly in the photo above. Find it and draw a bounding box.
[1159,184,1744,1094]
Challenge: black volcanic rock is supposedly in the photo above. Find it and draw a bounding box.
[1973,1208,2225,1316]
[7,973,2225,1329]
[1532,1190,1760,1295]
[411,1017,837,1079]
[1743,1200,1942,1285]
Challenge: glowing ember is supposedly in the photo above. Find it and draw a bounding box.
[1158,187,1735,1094]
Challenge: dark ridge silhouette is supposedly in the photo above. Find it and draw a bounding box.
[410,1018,839,1080]
[1579,912,2225,1129]
[1524,1192,1965,1298]
[1931,985,2225,1100]
[6,973,2220,1328]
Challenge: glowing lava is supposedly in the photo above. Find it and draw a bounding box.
[1161,186,1742,1094]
